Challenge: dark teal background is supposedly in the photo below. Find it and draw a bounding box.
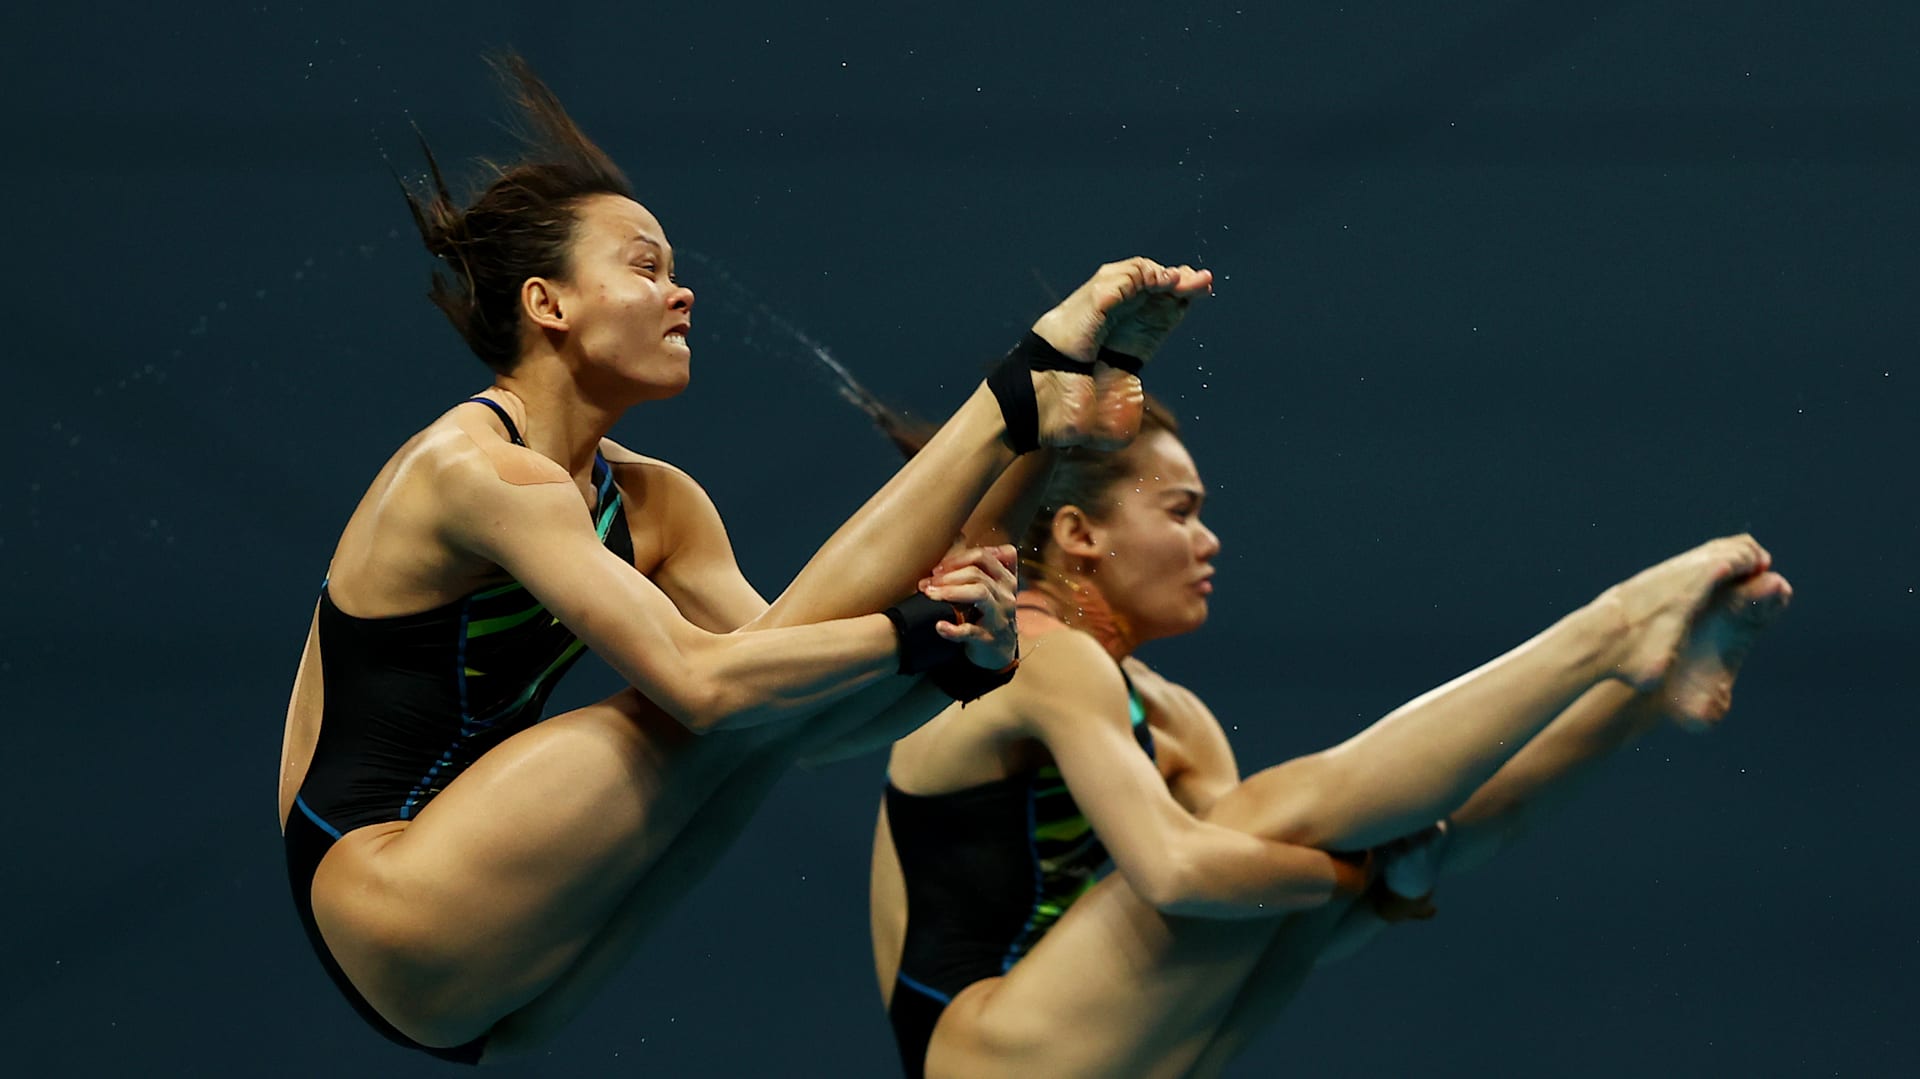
[4,1,1915,1074]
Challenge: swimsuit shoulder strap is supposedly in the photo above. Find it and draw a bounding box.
[463,396,526,446]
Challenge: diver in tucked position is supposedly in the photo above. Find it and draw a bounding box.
[861,396,1790,1078]
[276,54,1217,1062]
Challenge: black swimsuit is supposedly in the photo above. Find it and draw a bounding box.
[884,678,1155,1079]
[284,398,633,1063]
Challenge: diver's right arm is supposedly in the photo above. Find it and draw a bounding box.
[1016,633,1357,919]
[442,445,902,733]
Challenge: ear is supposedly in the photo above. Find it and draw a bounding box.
[521,277,569,332]
[1049,505,1105,562]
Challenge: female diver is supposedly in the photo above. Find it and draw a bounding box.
[275,56,1214,1062]
[867,400,1791,1078]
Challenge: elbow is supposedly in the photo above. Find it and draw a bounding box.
[630,651,737,734]
[673,675,746,734]
[642,632,756,735]
[1131,850,1205,915]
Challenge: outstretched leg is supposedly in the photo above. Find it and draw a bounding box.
[1181,570,1793,1077]
[919,538,1773,1077]
[1207,537,1770,851]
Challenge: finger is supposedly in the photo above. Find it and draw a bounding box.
[950,549,1016,586]
[935,621,997,643]
[1171,266,1213,296]
[993,544,1018,571]
[983,556,1018,589]
[925,582,1000,610]
[925,567,994,592]
[933,544,1009,577]
[944,548,1020,589]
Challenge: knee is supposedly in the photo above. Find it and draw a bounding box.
[930,985,1046,1074]
[312,887,501,1048]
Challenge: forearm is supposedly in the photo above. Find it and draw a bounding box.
[1439,682,1663,876]
[1141,824,1360,920]
[665,613,902,732]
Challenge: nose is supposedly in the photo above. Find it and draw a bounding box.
[671,283,695,314]
[1196,520,1221,561]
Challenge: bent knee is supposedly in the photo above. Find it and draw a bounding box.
[927,982,1050,1076]
[311,877,510,1048]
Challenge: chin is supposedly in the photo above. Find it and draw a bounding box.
[630,361,692,401]
[1142,605,1209,645]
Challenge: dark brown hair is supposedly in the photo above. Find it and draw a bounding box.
[1014,401,1184,560]
[401,54,635,372]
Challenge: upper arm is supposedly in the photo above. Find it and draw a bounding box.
[610,451,768,632]
[1154,676,1243,815]
[441,447,723,722]
[1015,637,1204,903]
[1121,658,1241,815]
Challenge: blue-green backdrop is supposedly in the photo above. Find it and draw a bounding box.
[4,1,1915,1074]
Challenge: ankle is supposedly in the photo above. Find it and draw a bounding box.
[1562,593,1630,687]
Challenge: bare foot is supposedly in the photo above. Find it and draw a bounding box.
[1031,362,1146,450]
[1660,570,1793,731]
[1028,261,1208,450]
[1601,534,1772,691]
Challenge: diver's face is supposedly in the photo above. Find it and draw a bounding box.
[1079,431,1221,644]
[551,194,695,398]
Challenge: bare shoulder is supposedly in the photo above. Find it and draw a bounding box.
[326,407,575,612]
[417,414,592,552]
[434,403,573,488]
[597,438,697,484]
[1009,623,1131,728]
[1121,657,1219,730]
[1121,655,1239,799]
[1121,656,1202,706]
[596,436,684,474]
[598,438,719,515]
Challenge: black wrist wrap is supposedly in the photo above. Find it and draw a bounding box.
[884,593,965,674]
[928,648,1019,705]
[1095,347,1144,375]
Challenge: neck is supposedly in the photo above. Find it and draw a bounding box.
[1019,572,1136,661]
[488,358,629,477]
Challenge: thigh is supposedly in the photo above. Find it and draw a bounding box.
[311,688,756,1045]
[925,874,1297,1079]
[485,743,800,1055]
[925,753,1362,1078]
[481,677,925,1055]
